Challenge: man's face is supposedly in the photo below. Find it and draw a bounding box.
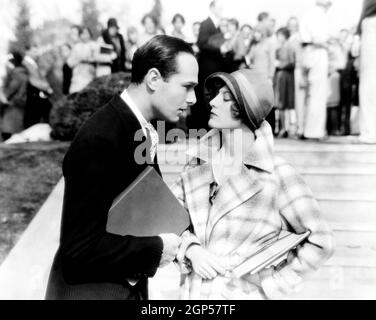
[317,0,332,10]
[241,26,253,40]
[70,27,80,44]
[287,18,299,34]
[153,53,198,123]
[193,23,200,37]
[212,0,224,19]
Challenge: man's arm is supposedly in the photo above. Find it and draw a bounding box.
[60,136,164,285]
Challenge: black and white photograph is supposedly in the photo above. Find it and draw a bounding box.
[0,0,375,304]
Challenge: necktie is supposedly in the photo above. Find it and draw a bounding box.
[144,122,159,162]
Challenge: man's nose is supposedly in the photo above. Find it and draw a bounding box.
[187,90,197,106]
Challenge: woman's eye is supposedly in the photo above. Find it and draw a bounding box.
[223,92,233,102]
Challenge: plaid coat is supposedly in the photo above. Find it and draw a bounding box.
[171,121,335,300]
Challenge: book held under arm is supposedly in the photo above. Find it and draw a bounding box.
[232,230,311,278]
[106,166,190,237]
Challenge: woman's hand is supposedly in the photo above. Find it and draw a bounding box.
[186,245,227,280]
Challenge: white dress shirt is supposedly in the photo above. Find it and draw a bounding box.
[120,90,159,161]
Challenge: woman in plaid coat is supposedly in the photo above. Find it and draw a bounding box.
[171,69,335,300]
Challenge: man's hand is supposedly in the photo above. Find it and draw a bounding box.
[158,233,182,268]
[186,245,226,280]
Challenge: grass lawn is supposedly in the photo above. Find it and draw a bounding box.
[0,142,69,265]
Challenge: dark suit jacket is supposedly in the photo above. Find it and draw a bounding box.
[197,17,225,81]
[45,95,163,300]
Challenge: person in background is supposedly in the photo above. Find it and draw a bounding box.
[191,22,201,56]
[189,0,226,131]
[239,24,254,65]
[0,52,28,140]
[357,0,376,144]
[23,44,54,129]
[247,12,277,133]
[139,14,161,46]
[226,18,248,72]
[300,0,332,141]
[340,29,360,136]
[274,27,296,138]
[124,26,139,72]
[326,36,346,136]
[286,16,303,137]
[170,13,187,41]
[69,25,82,47]
[101,18,126,74]
[68,27,97,93]
[61,44,72,95]
[69,27,116,93]
[62,25,82,93]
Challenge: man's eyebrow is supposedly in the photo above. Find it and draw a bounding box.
[182,81,198,86]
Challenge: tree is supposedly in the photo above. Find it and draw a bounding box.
[81,0,101,39]
[10,0,33,53]
[150,0,163,30]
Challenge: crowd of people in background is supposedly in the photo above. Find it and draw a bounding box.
[1,0,375,143]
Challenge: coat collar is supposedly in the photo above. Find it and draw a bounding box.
[186,121,275,174]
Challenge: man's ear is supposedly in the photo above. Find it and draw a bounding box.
[145,68,162,91]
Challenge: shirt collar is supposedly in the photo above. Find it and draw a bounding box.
[120,89,148,135]
[186,121,275,173]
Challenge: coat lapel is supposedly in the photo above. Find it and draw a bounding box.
[206,166,264,243]
[181,163,213,245]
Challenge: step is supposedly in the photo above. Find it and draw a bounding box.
[158,149,376,167]
[327,246,376,268]
[158,140,376,168]
[160,170,376,199]
[330,229,376,249]
[319,200,376,225]
[149,261,376,300]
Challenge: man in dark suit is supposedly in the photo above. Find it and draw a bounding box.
[189,0,228,131]
[45,35,199,300]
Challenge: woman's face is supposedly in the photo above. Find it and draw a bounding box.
[80,29,91,42]
[277,33,287,45]
[144,17,157,34]
[208,86,242,129]
[253,30,262,42]
[173,18,184,32]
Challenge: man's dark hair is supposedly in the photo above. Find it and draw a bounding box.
[131,35,195,84]
[257,12,270,22]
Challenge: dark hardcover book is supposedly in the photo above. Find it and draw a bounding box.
[232,230,311,278]
[106,167,190,237]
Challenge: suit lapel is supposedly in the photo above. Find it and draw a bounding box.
[206,165,264,243]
